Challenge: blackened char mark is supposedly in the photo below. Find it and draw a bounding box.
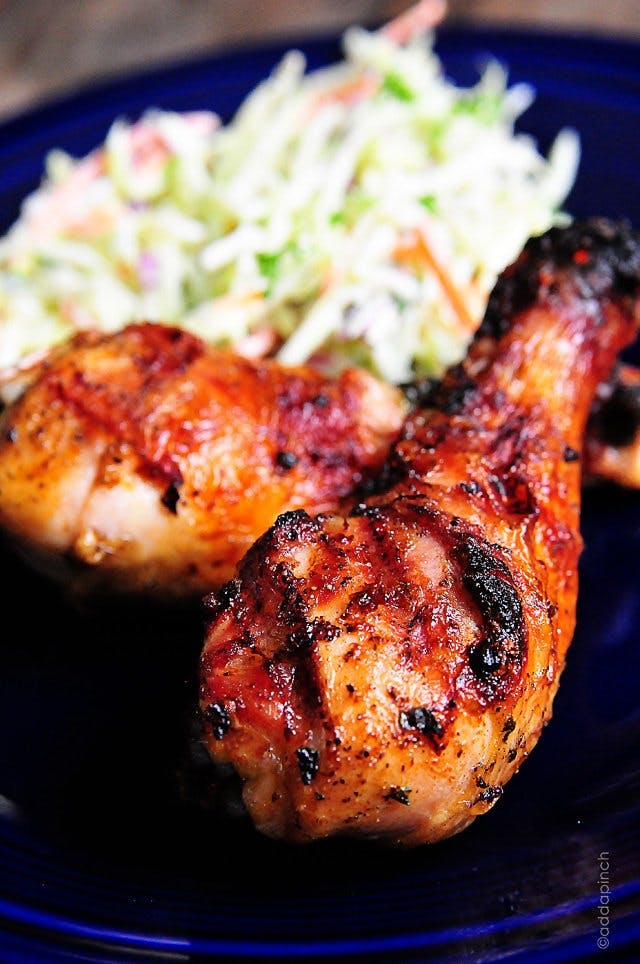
[399,706,445,751]
[297,746,320,785]
[563,446,580,463]
[245,508,323,564]
[160,480,181,514]
[453,534,526,700]
[480,219,640,340]
[385,786,411,805]
[433,366,478,415]
[276,450,299,470]
[273,562,309,627]
[502,715,516,741]
[272,509,323,543]
[355,448,407,499]
[401,377,440,408]
[589,376,640,448]
[204,701,231,740]
[401,365,482,416]
[474,785,503,805]
[202,578,241,619]
[287,617,340,651]
[404,367,477,416]
[399,706,443,737]
[350,503,384,519]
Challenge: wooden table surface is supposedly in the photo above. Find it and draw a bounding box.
[1,0,639,123]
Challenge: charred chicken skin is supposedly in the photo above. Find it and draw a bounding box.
[200,220,640,845]
[0,323,404,597]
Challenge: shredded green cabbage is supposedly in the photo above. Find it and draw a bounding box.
[0,25,579,386]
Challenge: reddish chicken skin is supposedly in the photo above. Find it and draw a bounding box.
[0,320,638,604]
[423,362,640,490]
[0,324,404,597]
[200,220,640,845]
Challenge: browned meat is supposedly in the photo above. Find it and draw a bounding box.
[0,323,404,598]
[199,219,640,845]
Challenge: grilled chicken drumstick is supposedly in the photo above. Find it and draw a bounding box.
[200,220,640,845]
[413,362,640,490]
[0,318,638,601]
[0,323,403,597]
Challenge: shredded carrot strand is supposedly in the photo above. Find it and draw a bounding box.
[383,0,447,45]
[309,73,380,116]
[394,229,477,332]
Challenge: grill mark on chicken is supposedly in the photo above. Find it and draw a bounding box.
[355,447,409,499]
[203,578,242,619]
[274,563,308,625]
[390,498,526,702]
[160,480,181,514]
[339,512,424,670]
[297,747,320,785]
[453,534,526,699]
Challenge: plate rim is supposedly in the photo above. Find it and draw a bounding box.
[1,22,640,141]
[1,22,640,960]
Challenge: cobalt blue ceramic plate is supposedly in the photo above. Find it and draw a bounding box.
[1,26,640,963]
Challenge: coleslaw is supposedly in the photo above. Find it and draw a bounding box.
[0,23,579,386]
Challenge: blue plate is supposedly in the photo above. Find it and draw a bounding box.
[1,26,640,963]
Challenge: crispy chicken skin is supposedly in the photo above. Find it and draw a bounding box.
[0,324,404,597]
[200,220,640,845]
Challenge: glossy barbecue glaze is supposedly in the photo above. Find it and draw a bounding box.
[0,323,405,597]
[200,220,640,845]
[415,362,640,490]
